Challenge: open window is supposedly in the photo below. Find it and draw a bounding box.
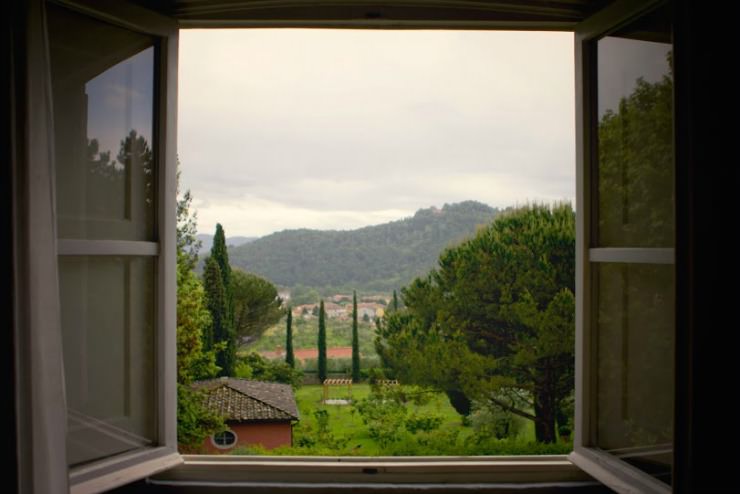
[12,0,684,492]
[17,1,180,492]
[570,1,674,492]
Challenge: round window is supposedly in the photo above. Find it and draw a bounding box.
[211,430,237,449]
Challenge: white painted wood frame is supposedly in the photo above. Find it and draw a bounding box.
[569,1,674,492]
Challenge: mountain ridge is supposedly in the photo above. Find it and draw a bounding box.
[225,201,499,292]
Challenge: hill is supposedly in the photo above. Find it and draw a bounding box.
[196,234,257,252]
[227,201,499,292]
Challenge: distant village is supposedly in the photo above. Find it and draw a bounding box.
[282,293,388,322]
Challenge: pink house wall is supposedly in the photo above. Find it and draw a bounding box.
[201,422,292,454]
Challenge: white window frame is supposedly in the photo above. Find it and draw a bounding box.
[568,0,674,493]
[17,1,181,493]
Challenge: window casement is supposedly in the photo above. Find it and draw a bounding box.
[569,1,675,493]
[16,1,180,492]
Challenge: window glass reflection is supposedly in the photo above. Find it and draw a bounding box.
[596,262,673,483]
[596,6,673,247]
[48,4,155,241]
[60,256,156,466]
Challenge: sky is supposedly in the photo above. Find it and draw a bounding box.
[178,29,575,238]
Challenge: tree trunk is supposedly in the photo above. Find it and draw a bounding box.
[534,386,556,443]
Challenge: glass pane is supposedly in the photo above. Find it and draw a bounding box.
[596,262,673,484]
[596,6,673,247]
[59,256,156,466]
[48,4,156,241]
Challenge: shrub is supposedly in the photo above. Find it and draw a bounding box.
[235,352,303,389]
[405,413,444,434]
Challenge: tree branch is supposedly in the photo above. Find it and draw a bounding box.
[488,396,537,422]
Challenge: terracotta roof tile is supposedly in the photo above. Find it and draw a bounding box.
[193,378,299,422]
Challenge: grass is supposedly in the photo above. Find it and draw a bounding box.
[231,384,572,456]
[293,384,468,455]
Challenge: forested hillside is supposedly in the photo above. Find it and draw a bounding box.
[227,201,498,292]
[196,234,256,252]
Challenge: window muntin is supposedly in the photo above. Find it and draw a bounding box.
[47,3,160,468]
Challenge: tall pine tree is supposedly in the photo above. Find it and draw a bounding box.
[351,291,360,381]
[201,258,224,352]
[392,290,399,311]
[203,223,236,376]
[318,300,327,382]
[285,309,295,368]
[210,224,232,293]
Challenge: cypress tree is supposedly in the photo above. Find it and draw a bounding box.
[318,300,327,382]
[206,224,236,376]
[210,223,232,292]
[285,309,295,368]
[392,290,399,311]
[351,291,360,381]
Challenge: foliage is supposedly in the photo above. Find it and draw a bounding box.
[231,268,283,342]
[201,259,224,348]
[317,300,327,381]
[176,170,224,448]
[176,171,201,272]
[236,384,569,456]
[234,352,303,389]
[469,401,524,440]
[290,284,321,306]
[177,384,225,451]
[405,413,444,434]
[249,315,380,363]
[210,223,233,295]
[351,291,360,381]
[203,224,237,376]
[285,309,295,368]
[375,204,575,443]
[228,201,499,292]
[355,393,407,448]
[177,256,219,383]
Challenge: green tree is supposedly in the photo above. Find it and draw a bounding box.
[286,309,295,368]
[203,257,235,375]
[231,268,283,342]
[376,204,575,443]
[210,223,232,297]
[204,223,236,376]
[318,300,327,382]
[352,291,360,381]
[392,290,399,311]
[235,352,302,389]
[175,172,223,448]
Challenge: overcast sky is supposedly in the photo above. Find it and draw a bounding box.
[178,29,575,238]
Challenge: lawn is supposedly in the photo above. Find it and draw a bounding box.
[293,384,469,455]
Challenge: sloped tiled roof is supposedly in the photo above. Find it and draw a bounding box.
[193,378,299,422]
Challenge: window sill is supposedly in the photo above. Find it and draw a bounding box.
[150,454,598,490]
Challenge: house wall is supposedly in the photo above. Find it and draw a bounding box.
[201,422,292,453]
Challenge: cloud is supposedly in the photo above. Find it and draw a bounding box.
[178,29,575,236]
